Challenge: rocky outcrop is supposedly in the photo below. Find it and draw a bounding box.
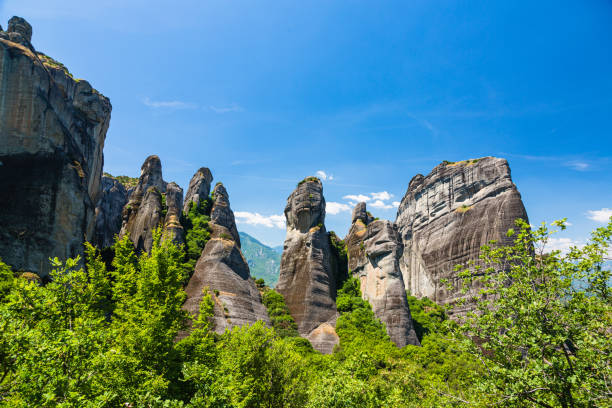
[183,182,269,334]
[119,156,166,252]
[162,182,185,245]
[395,157,528,316]
[276,178,339,353]
[94,176,128,248]
[183,167,212,213]
[0,17,111,276]
[210,183,241,247]
[345,203,420,347]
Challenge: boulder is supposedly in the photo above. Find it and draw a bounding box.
[94,176,128,248]
[183,183,269,335]
[0,17,111,277]
[345,203,420,347]
[395,157,528,316]
[276,178,339,353]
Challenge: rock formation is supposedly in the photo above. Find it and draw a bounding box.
[183,167,213,213]
[94,176,128,248]
[345,203,420,347]
[183,182,269,334]
[395,157,528,316]
[276,178,339,353]
[162,182,185,246]
[0,17,111,276]
[119,156,166,252]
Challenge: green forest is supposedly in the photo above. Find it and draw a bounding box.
[0,219,610,407]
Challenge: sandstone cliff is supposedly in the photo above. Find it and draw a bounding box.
[183,167,213,214]
[345,203,420,347]
[162,182,185,246]
[0,17,111,276]
[119,156,166,252]
[395,157,528,316]
[183,182,269,334]
[94,176,127,248]
[276,178,339,353]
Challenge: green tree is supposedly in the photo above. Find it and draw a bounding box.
[455,218,612,407]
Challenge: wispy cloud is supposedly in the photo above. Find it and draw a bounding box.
[371,191,393,201]
[564,161,589,171]
[316,170,334,181]
[208,104,244,114]
[370,200,394,210]
[587,208,612,223]
[143,97,197,109]
[343,194,370,202]
[326,202,351,215]
[234,211,285,229]
[542,237,581,254]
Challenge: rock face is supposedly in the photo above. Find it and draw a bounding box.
[183,167,213,213]
[395,157,528,316]
[345,203,420,347]
[94,176,128,248]
[162,182,185,246]
[183,182,269,334]
[276,178,339,353]
[0,17,111,276]
[119,156,166,252]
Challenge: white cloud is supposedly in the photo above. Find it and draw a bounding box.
[326,202,351,215]
[234,211,285,229]
[143,97,196,109]
[208,104,244,113]
[542,237,581,254]
[370,200,394,210]
[392,201,400,208]
[316,170,334,181]
[343,194,371,202]
[587,208,612,223]
[371,191,393,201]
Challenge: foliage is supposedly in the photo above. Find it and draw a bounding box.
[329,231,349,287]
[297,176,320,187]
[454,218,612,407]
[406,294,447,342]
[182,199,212,271]
[262,289,300,338]
[102,172,139,189]
[239,232,281,287]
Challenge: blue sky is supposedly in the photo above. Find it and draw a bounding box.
[2,0,611,247]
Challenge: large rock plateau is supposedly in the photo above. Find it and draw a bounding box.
[276,178,340,353]
[0,17,111,276]
[395,157,528,316]
[345,203,420,347]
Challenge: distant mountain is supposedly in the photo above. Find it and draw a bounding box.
[239,232,281,287]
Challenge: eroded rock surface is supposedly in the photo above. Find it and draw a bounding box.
[276,178,339,353]
[183,183,269,334]
[395,157,528,316]
[162,182,185,246]
[119,156,166,252]
[94,176,128,248]
[345,203,420,347]
[183,167,212,213]
[0,17,111,276]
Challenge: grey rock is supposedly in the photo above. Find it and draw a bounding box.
[183,167,213,213]
[0,17,111,277]
[210,183,240,247]
[345,204,420,347]
[94,176,128,248]
[182,187,269,336]
[163,182,185,246]
[119,156,165,252]
[276,178,339,353]
[395,157,528,317]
